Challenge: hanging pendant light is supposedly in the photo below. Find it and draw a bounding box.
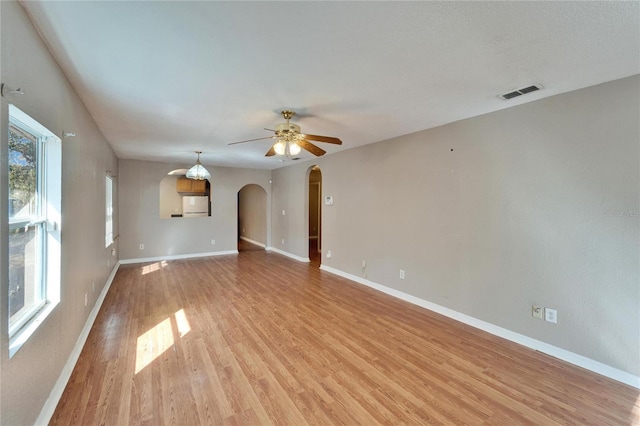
[185,151,211,180]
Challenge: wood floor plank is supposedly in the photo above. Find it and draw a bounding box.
[218,345,273,425]
[194,337,235,420]
[50,250,640,425]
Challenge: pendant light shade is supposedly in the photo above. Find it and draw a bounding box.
[186,151,211,180]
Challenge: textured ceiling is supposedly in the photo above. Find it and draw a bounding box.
[20,1,640,169]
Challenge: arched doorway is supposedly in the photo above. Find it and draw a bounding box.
[237,184,267,251]
[308,166,322,265]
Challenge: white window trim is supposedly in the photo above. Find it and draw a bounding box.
[8,221,46,338]
[105,174,114,247]
[8,104,61,357]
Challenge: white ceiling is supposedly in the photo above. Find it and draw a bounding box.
[20,1,640,170]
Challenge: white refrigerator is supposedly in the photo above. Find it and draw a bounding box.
[182,196,208,218]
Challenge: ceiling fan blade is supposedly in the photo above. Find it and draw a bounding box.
[265,146,276,157]
[299,139,326,157]
[228,135,274,145]
[302,134,342,145]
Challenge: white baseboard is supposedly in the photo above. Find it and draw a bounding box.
[266,246,310,263]
[35,262,121,426]
[120,250,238,265]
[319,264,640,389]
[240,236,266,248]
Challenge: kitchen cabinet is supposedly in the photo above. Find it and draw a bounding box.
[177,177,206,193]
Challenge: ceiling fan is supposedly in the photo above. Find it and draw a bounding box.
[228,110,342,157]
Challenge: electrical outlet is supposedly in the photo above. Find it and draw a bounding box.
[211,239,216,245]
[362,260,366,268]
[545,308,558,324]
[532,305,543,319]
[139,243,144,250]
[399,269,405,279]
[281,238,285,245]
[111,248,116,256]
[326,250,332,258]
[282,209,286,216]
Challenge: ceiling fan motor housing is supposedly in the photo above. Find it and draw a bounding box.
[275,122,301,136]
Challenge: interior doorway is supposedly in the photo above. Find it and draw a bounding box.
[237,184,267,252]
[308,166,322,266]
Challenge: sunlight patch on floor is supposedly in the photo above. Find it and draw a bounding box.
[141,261,168,275]
[175,308,191,337]
[135,309,191,374]
[135,317,174,374]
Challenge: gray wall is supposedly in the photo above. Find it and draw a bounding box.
[271,164,316,256]
[119,159,271,260]
[0,1,119,424]
[271,75,640,376]
[159,175,183,218]
[0,3,637,423]
[239,184,268,245]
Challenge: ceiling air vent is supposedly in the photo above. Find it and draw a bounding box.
[499,84,543,100]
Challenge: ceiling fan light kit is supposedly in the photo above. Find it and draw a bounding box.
[274,140,301,156]
[228,110,342,158]
[186,151,211,180]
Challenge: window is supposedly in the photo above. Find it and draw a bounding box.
[8,105,61,355]
[105,175,114,247]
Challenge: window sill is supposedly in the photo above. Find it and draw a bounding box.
[9,301,58,358]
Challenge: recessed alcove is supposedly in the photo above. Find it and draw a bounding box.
[159,169,211,218]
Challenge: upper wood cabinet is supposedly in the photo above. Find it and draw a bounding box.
[177,177,206,193]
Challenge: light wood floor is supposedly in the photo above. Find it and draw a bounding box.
[51,250,639,425]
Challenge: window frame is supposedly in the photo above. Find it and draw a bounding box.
[7,104,61,356]
[8,116,48,337]
[105,174,114,247]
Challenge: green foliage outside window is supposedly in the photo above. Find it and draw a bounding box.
[9,126,37,218]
